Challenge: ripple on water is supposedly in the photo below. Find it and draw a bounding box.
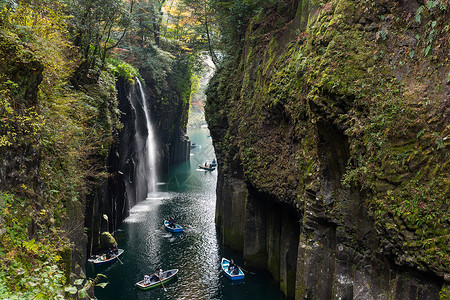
[91,128,285,300]
[124,193,176,224]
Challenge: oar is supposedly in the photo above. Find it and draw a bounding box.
[159,276,167,292]
[239,266,255,275]
[114,253,123,265]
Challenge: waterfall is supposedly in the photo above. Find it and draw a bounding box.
[136,79,157,197]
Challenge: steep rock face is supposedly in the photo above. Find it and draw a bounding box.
[140,57,191,175]
[0,32,43,196]
[86,67,192,253]
[85,78,134,254]
[206,0,449,299]
[87,78,159,252]
[0,30,118,293]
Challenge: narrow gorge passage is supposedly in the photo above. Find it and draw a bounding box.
[88,128,285,300]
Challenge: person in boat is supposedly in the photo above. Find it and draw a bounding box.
[204,162,208,167]
[228,259,236,272]
[105,250,112,259]
[228,259,240,275]
[112,245,119,256]
[144,275,151,285]
[150,272,159,282]
[168,217,176,228]
[212,159,216,164]
[150,269,162,282]
[233,266,240,275]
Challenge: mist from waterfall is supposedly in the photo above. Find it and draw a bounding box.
[136,79,157,197]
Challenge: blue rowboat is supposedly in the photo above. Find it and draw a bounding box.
[164,220,183,233]
[88,249,124,264]
[136,269,178,290]
[221,258,245,280]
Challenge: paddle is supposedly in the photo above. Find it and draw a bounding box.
[238,266,255,275]
[159,276,167,292]
[113,253,123,265]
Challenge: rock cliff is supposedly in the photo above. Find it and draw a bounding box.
[86,68,192,253]
[0,31,192,296]
[0,28,122,296]
[140,56,192,174]
[206,0,449,299]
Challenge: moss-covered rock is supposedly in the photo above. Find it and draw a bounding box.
[207,0,449,298]
[100,232,118,250]
[0,7,126,298]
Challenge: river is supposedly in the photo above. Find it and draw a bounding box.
[88,128,285,300]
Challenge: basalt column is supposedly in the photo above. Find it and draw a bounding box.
[266,200,282,282]
[243,187,300,298]
[280,210,300,298]
[217,177,247,251]
[296,189,337,299]
[243,189,268,267]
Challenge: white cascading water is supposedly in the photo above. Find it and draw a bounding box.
[136,79,157,196]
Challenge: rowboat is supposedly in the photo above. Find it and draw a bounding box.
[136,269,178,290]
[199,165,215,171]
[221,258,245,280]
[164,220,183,233]
[88,249,124,264]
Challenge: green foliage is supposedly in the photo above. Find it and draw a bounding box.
[440,284,450,300]
[415,6,424,24]
[67,0,132,66]
[130,0,165,46]
[106,57,143,84]
[0,193,66,299]
[413,0,448,57]
[0,2,126,298]
[376,29,387,41]
[177,0,222,64]
[122,44,174,96]
[0,0,215,298]
[65,273,108,299]
[295,0,449,273]
[211,0,260,53]
[154,53,194,137]
[427,0,440,9]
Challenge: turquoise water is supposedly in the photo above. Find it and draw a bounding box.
[88,128,285,300]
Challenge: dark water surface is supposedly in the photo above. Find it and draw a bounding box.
[89,128,285,300]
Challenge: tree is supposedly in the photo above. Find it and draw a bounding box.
[132,0,165,47]
[179,0,221,65]
[68,0,133,68]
